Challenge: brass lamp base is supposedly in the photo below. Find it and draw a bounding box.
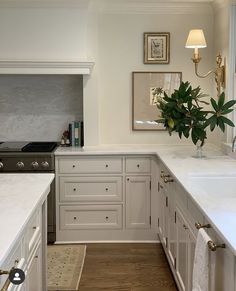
[191,52,225,98]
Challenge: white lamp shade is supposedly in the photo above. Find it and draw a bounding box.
[185,29,207,48]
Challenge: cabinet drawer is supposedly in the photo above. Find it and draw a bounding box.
[26,210,41,254]
[58,157,122,174]
[59,176,123,202]
[125,157,151,173]
[0,240,25,290]
[60,205,122,230]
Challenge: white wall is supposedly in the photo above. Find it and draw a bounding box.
[97,8,214,145]
[0,1,216,146]
[212,0,235,144]
[0,7,88,60]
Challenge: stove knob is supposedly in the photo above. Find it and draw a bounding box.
[31,161,39,169]
[16,161,24,169]
[41,161,49,169]
[0,162,3,169]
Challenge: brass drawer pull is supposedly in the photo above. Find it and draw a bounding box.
[195,222,211,229]
[1,277,11,291]
[164,177,174,183]
[207,241,225,251]
[195,222,226,251]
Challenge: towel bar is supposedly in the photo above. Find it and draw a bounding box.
[195,222,211,229]
[207,241,226,251]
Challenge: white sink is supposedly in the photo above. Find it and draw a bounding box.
[189,175,236,198]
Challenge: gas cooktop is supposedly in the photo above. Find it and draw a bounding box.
[0,142,58,152]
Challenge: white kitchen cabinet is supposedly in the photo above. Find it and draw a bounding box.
[60,204,122,229]
[26,242,42,291]
[157,181,168,247]
[56,155,156,242]
[0,201,46,291]
[126,176,151,229]
[175,206,196,291]
[157,160,236,291]
[59,176,122,202]
[207,225,235,291]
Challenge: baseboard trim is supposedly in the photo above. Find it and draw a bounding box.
[55,240,160,244]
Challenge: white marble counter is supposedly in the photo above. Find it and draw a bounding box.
[0,173,54,266]
[55,144,236,255]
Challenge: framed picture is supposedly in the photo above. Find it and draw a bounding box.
[144,32,170,64]
[132,71,182,131]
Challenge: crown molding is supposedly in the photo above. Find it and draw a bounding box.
[98,1,213,15]
[0,60,95,75]
[0,0,91,8]
[212,0,234,10]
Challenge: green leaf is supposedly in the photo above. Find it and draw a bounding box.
[222,100,236,111]
[210,98,219,112]
[191,129,199,145]
[218,92,225,109]
[221,109,234,115]
[209,115,217,131]
[217,117,225,132]
[220,116,235,127]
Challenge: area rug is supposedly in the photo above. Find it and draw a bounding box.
[48,244,86,291]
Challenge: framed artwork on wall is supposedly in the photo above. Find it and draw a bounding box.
[132,71,182,131]
[144,32,170,64]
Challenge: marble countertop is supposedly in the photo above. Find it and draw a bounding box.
[56,144,236,255]
[0,173,54,266]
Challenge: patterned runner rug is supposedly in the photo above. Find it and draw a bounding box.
[48,244,86,291]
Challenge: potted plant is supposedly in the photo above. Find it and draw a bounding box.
[156,81,236,155]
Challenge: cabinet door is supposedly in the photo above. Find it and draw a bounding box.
[26,243,42,291]
[157,181,168,246]
[168,200,176,268]
[207,229,235,291]
[126,176,151,229]
[187,226,196,291]
[176,207,188,291]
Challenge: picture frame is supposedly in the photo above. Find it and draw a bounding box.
[144,32,170,64]
[132,71,182,131]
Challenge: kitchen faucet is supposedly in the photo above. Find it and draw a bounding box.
[232,135,236,152]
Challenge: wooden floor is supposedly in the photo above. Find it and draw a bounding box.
[79,243,178,291]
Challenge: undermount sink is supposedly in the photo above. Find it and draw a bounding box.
[189,175,236,198]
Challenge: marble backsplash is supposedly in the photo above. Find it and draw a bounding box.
[0,75,83,141]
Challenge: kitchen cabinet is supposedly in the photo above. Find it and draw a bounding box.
[175,206,195,291]
[157,161,236,291]
[207,223,235,291]
[158,166,197,291]
[26,242,42,291]
[56,155,156,242]
[126,176,151,229]
[0,201,46,291]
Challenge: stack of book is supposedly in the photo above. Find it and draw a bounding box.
[68,121,84,147]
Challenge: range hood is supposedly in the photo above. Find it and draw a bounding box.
[0,60,94,75]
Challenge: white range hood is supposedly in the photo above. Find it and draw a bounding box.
[0,60,94,75]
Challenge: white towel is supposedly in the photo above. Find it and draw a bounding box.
[192,228,211,291]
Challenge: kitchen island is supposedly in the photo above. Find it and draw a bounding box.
[0,173,54,291]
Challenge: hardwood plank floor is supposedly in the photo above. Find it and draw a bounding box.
[79,243,178,291]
